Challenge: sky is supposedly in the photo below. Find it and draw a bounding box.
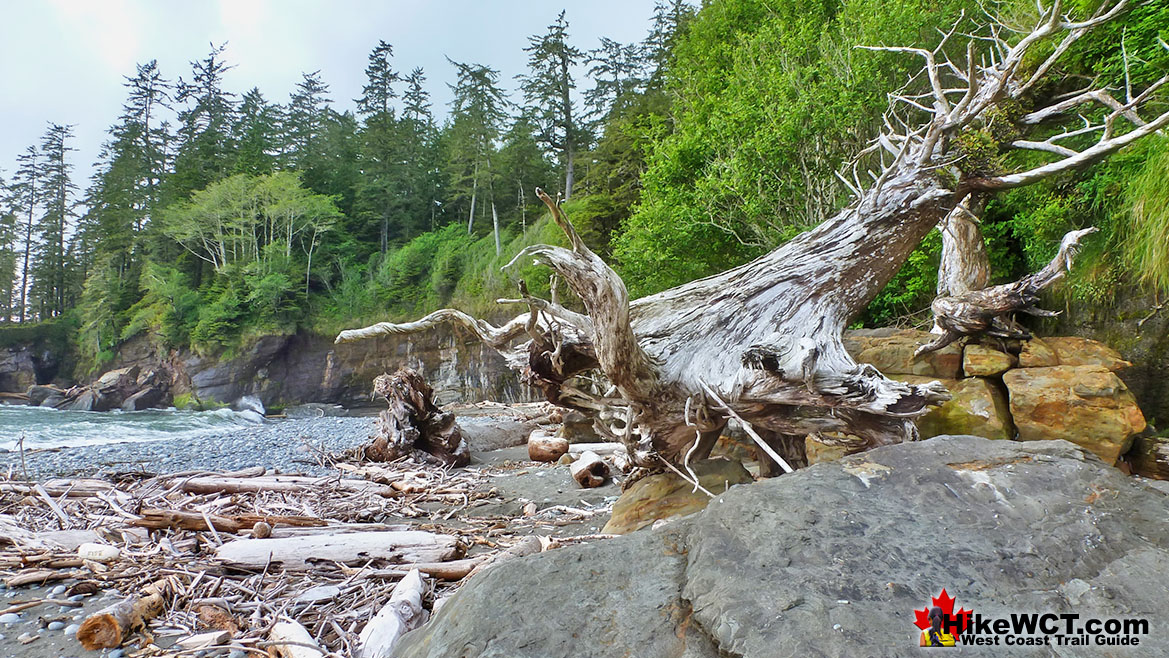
[0,0,664,190]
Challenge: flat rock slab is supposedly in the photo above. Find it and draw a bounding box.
[397,436,1169,657]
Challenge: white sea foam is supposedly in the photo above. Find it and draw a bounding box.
[0,405,262,450]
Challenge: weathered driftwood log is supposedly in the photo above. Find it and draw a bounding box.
[917,227,1098,356]
[363,557,487,581]
[570,451,611,488]
[0,478,120,498]
[175,630,232,650]
[528,429,570,462]
[268,620,324,658]
[130,509,327,534]
[357,568,427,658]
[5,569,74,588]
[367,368,470,467]
[214,531,460,571]
[77,578,172,650]
[178,475,394,497]
[936,194,990,299]
[336,3,1169,472]
[567,442,631,471]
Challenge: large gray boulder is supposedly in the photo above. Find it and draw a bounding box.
[397,436,1169,657]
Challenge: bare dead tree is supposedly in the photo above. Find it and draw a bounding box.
[339,1,1169,472]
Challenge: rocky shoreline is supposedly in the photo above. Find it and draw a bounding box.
[5,416,379,480]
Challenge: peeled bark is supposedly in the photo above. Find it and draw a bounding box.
[338,4,1169,473]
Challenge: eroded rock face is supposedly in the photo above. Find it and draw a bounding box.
[842,328,961,378]
[1018,337,1059,367]
[602,458,753,535]
[893,375,1013,441]
[962,343,1015,376]
[805,433,867,465]
[1043,336,1132,371]
[397,437,1169,658]
[0,348,37,393]
[1003,365,1145,464]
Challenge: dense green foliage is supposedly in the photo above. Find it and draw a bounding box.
[0,0,1165,378]
[613,0,1168,326]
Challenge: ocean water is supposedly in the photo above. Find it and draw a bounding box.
[0,405,263,451]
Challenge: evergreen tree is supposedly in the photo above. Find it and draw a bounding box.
[169,44,236,201]
[585,37,647,120]
[519,11,585,199]
[0,174,17,321]
[30,123,77,319]
[121,60,172,223]
[286,70,332,168]
[444,59,508,238]
[642,0,695,86]
[497,115,554,232]
[233,88,282,176]
[9,147,42,322]
[355,43,402,253]
[402,68,431,123]
[357,40,398,118]
[398,69,442,238]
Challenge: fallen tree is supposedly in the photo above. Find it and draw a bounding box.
[338,1,1169,472]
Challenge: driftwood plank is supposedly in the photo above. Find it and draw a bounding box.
[130,509,328,534]
[358,568,426,658]
[214,531,459,570]
[179,475,395,497]
[268,620,325,658]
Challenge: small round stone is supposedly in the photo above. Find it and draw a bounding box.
[47,621,65,631]
[49,585,68,596]
[63,623,80,636]
[68,594,86,601]
[0,612,21,623]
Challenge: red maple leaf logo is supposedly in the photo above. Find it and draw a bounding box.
[914,589,971,640]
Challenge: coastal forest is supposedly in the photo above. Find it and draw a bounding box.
[0,0,1166,383]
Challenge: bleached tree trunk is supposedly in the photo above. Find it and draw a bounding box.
[467,161,478,235]
[937,194,989,298]
[339,2,1169,471]
[492,201,501,255]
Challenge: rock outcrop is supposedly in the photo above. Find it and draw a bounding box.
[0,347,37,394]
[962,343,1015,376]
[842,328,961,379]
[51,365,167,412]
[891,375,1013,441]
[396,436,1169,657]
[836,331,1146,468]
[1003,365,1145,464]
[602,458,753,535]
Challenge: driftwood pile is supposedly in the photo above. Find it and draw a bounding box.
[0,453,613,656]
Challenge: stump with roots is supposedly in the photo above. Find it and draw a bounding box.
[338,2,1169,476]
[366,368,469,467]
